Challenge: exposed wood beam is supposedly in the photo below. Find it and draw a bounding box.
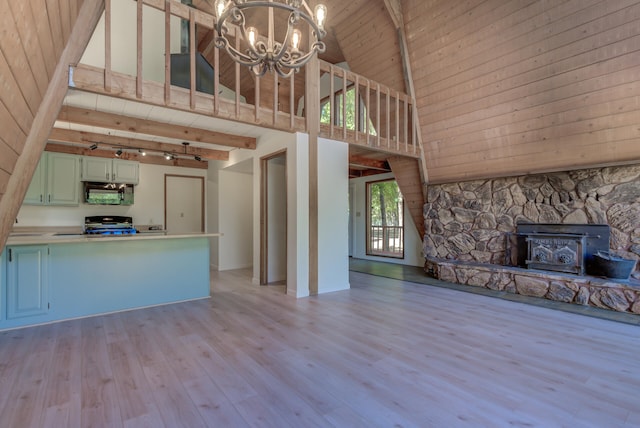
[58,105,257,149]
[0,0,105,252]
[382,0,428,185]
[348,155,390,171]
[49,128,229,161]
[45,143,208,170]
[383,0,403,29]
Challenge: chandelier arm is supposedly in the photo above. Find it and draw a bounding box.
[215,1,327,75]
[216,36,266,67]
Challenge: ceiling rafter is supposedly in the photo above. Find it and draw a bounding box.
[58,106,257,150]
[49,128,230,161]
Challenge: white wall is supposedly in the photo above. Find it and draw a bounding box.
[81,0,181,82]
[350,172,424,267]
[317,137,350,293]
[16,162,207,228]
[217,169,253,270]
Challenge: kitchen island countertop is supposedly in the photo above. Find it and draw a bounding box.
[6,232,222,246]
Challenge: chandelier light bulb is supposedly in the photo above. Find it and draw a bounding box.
[215,0,226,18]
[315,4,327,29]
[291,29,301,50]
[247,27,258,47]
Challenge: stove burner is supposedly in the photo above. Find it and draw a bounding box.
[84,215,136,236]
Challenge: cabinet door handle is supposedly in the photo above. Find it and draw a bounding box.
[8,248,12,262]
[106,172,109,180]
[40,194,43,203]
[48,194,51,203]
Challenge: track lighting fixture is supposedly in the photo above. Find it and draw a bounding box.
[194,155,202,162]
[164,153,172,160]
[139,149,146,156]
[89,144,98,150]
[115,149,123,157]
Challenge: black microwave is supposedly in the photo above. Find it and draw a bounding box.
[84,182,134,205]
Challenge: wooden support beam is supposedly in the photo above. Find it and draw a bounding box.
[348,155,390,171]
[0,0,105,252]
[49,128,230,161]
[58,105,257,149]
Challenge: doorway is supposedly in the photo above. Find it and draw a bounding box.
[260,151,287,286]
[165,174,204,233]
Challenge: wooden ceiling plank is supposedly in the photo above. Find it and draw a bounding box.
[29,1,58,79]
[58,105,257,149]
[49,128,230,161]
[45,0,65,57]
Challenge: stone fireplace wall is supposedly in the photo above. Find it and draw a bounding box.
[423,164,640,279]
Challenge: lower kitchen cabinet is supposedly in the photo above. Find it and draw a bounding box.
[6,245,49,319]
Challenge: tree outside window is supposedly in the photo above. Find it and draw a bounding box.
[367,179,404,258]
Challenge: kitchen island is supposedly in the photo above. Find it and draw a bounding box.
[1,232,220,331]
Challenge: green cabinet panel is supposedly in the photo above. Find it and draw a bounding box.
[24,157,46,205]
[23,152,80,206]
[82,157,139,184]
[6,246,49,319]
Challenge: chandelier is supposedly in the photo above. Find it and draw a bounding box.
[214,0,327,77]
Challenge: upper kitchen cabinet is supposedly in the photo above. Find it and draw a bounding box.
[82,157,139,184]
[24,152,81,206]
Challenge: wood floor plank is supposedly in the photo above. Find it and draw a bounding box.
[0,267,638,427]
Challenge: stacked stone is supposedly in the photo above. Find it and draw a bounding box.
[426,259,640,314]
[423,164,640,280]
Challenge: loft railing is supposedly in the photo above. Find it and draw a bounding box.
[69,0,420,157]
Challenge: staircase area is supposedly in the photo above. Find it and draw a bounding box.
[387,156,425,239]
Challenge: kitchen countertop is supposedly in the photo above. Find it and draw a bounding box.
[6,231,222,246]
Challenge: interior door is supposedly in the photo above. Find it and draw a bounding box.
[165,174,204,233]
[260,152,287,286]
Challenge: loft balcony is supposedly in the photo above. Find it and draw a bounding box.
[68,0,421,160]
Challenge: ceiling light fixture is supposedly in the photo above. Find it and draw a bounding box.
[214,0,327,77]
[89,143,98,150]
[164,153,172,160]
[194,155,202,162]
[139,149,146,156]
[115,149,123,157]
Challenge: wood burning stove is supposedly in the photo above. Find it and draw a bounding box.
[525,233,587,275]
[509,224,610,276]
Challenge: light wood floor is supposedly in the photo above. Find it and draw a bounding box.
[1,269,639,427]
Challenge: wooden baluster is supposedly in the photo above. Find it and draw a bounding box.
[342,68,347,141]
[255,75,260,122]
[404,95,409,153]
[376,83,380,147]
[189,9,195,109]
[395,91,400,151]
[386,86,390,149]
[213,27,220,115]
[366,79,370,145]
[136,0,143,98]
[329,64,334,138]
[273,69,278,126]
[354,76,359,142]
[105,0,111,92]
[290,73,295,129]
[164,0,171,105]
[235,35,240,118]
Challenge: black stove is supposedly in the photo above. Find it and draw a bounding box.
[84,216,137,235]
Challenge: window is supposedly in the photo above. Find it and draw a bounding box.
[367,179,404,258]
[320,86,376,135]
